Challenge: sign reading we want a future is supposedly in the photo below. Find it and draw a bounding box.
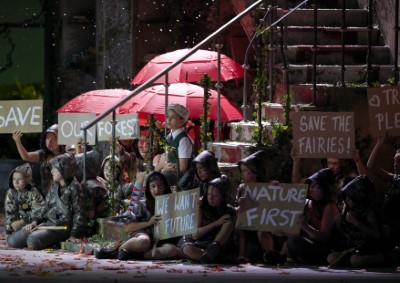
[155,188,200,240]
[0,100,43,133]
[291,111,355,158]
[236,183,308,234]
[367,87,400,137]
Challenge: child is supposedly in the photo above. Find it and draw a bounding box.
[5,163,45,248]
[367,132,400,262]
[178,150,221,196]
[24,152,87,249]
[327,175,385,267]
[95,171,178,260]
[12,124,66,196]
[159,103,193,179]
[284,168,339,265]
[181,175,236,263]
[235,150,282,264]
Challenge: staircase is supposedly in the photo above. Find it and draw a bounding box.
[213,0,393,164]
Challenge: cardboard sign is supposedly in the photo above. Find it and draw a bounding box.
[236,183,308,234]
[367,87,400,137]
[155,188,199,240]
[292,111,354,158]
[0,100,43,133]
[97,114,140,141]
[58,113,140,145]
[58,113,96,145]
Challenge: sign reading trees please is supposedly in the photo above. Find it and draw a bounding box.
[155,188,199,240]
[0,100,43,133]
[291,111,355,158]
[367,87,400,137]
[236,183,308,234]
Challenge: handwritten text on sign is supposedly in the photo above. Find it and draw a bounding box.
[236,183,308,234]
[291,111,355,158]
[58,113,140,145]
[367,87,400,137]
[155,188,199,240]
[0,100,43,133]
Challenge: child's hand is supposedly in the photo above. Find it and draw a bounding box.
[11,219,25,231]
[216,214,231,226]
[12,131,23,143]
[148,215,162,226]
[136,171,147,183]
[66,236,80,243]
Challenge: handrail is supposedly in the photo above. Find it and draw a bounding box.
[80,0,265,181]
[82,0,264,133]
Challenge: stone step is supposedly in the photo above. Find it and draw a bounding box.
[274,64,394,85]
[276,45,391,65]
[277,9,368,27]
[283,26,382,45]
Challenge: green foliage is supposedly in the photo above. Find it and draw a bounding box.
[199,74,212,151]
[0,82,44,100]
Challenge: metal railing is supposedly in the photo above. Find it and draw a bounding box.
[80,0,265,181]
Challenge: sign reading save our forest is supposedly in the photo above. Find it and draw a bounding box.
[0,100,43,133]
[367,87,400,137]
[236,183,308,234]
[155,188,199,240]
[58,113,140,145]
[291,111,355,158]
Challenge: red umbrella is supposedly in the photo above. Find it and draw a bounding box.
[57,89,131,115]
[131,48,244,84]
[119,83,243,122]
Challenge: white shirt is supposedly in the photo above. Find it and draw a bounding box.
[168,127,193,159]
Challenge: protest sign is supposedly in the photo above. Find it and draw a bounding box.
[0,100,43,133]
[236,183,308,234]
[155,188,199,240]
[367,87,400,137]
[58,113,96,145]
[292,111,354,158]
[97,114,140,141]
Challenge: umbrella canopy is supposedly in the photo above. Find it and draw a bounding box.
[131,48,244,84]
[119,83,243,122]
[57,89,131,115]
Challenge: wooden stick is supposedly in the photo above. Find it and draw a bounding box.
[327,247,356,268]
[31,225,68,232]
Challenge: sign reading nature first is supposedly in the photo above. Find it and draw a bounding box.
[291,111,355,158]
[367,87,400,137]
[0,100,43,133]
[236,183,308,234]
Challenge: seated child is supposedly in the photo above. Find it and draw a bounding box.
[5,163,45,248]
[95,171,178,260]
[327,175,385,268]
[181,175,236,263]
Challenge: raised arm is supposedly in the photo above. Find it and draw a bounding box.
[367,133,393,182]
[12,131,40,162]
[352,147,368,176]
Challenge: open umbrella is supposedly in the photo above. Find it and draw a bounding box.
[119,83,243,122]
[57,89,131,115]
[131,48,244,85]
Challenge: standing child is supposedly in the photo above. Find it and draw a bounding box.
[159,103,193,180]
[181,175,236,263]
[5,163,45,248]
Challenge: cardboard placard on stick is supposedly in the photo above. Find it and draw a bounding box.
[155,188,199,240]
[292,111,354,158]
[367,87,400,137]
[0,100,43,133]
[236,183,308,234]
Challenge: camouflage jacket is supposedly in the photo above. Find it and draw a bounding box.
[4,163,46,235]
[41,152,87,238]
